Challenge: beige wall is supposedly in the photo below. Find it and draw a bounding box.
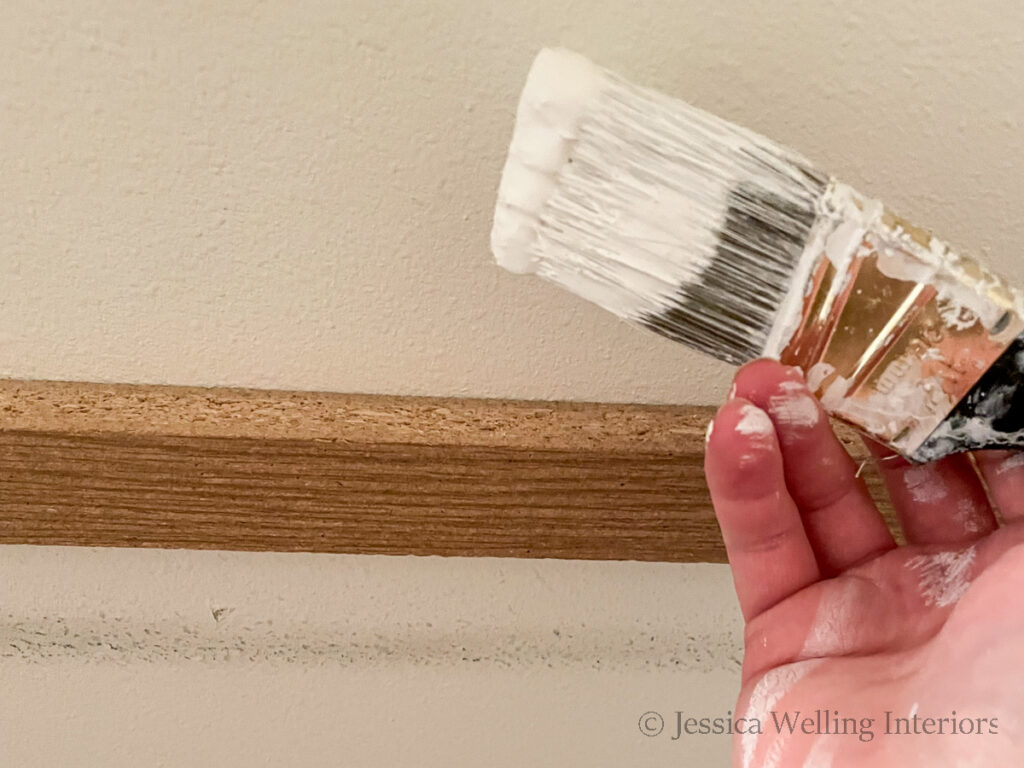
[4,1,1024,765]
[7,1,1024,404]
[0,546,742,766]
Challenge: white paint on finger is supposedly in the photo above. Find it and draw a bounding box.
[906,546,976,607]
[903,464,948,504]
[801,580,858,658]
[805,362,836,392]
[735,404,775,440]
[953,497,984,534]
[995,452,1024,475]
[768,381,821,429]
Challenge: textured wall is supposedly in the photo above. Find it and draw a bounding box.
[0,546,742,766]
[6,1,1023,403]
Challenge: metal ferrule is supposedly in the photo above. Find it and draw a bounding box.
[778,184,1024,459]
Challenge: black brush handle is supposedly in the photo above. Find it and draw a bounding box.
[911,332,1024,462]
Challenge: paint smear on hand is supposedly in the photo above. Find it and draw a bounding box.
[953,497,984,534]
[801,580,859,658]
[903,464,948,504]
[996,452,1024,475]
[742,659,823,768]
[803,736,834,768]
[735,404,775,439]
[769,381,820,428]
[906,546,976,607]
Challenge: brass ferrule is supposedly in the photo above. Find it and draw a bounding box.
[778,184,1023,458]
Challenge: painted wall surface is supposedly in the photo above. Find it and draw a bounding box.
[4,1,1024,765]
[0,547,742,766]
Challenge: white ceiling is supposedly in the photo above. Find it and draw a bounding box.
[4,0,1024,404]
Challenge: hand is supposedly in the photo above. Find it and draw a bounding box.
[705,359,1024,767]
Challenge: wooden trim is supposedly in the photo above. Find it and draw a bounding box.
[0,379,894,562]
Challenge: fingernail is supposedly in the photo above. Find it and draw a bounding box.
[705,418,715,444]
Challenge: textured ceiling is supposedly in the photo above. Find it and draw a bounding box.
[4,0,1024,404]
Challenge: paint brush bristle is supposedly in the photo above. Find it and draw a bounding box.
[491,48,1024,462]
[491,48,829,364]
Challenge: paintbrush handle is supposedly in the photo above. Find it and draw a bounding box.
[909,332,1024,462]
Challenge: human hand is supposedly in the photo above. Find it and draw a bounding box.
[705,359,1024,767]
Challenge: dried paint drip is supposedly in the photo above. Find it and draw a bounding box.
[906,547,976,607]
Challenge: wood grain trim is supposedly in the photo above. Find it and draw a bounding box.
[0,379,894,562]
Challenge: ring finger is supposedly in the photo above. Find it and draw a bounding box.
[865,439,998,545]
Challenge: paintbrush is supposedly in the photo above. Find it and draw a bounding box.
[491,48,1024,463]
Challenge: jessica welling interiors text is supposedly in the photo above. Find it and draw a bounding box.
[637,709,1000,742]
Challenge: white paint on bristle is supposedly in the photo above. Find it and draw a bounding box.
[491,48,1024,359]
[493,48,1021,366]
[491,50,1024,464]
[491,47,825,352]
[491,49,603,274]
